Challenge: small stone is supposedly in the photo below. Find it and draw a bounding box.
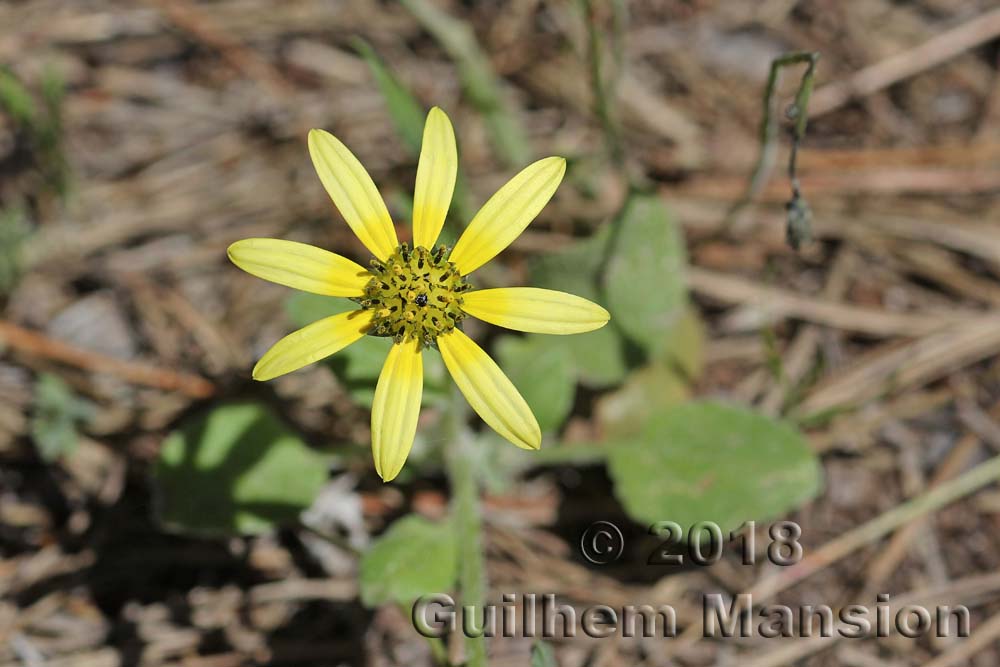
[47,291,137,360]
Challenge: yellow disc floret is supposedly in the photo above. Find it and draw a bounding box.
[361,243,470,347]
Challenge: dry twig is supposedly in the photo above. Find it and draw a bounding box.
[0,321,216,399]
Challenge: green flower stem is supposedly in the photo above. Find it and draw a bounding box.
[445,387,488,667]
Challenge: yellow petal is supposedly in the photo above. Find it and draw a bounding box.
[460,287,610,335]
[253,310,372,381]
[412,107,458,250]
[449,156,566,275]
[228,238,371,297]
[371,338,423,482]
[437,329,540,450]
[308,129,399,260]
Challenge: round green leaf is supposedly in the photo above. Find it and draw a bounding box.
[360,514,458,607]
[563,325,628,388]
[495,334,575,433]
[155,402,327,536]
[529,226,627,387]
[603,195,687,355]
[658,307,705,380]
[607,401,821,535]
[595,364,689,439]
[286,292,355,327]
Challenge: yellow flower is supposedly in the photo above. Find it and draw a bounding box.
[229,107,610,481]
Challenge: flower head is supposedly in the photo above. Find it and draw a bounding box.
[229,107,610,481]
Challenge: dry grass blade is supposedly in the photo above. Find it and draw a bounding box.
[688,267,973,337]
[749,454,1000,602]
[797,318,1000,416]
[810,7,1000,116]
[921,610,1000,667]
[758,246,854,414]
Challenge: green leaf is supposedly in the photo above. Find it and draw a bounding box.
[529,226,610,296]
[530,226,627,387]
[335,334,393,383]
[155,402,327,536]
[0,69,37,127]
[286,292,354,327]
[603,194,687,356]
[387,189,416,231]
[0,207,32,295]
[360,514,458,607]
[400,0,530,166]
[31,373,94,462]
[351,38,472,236]
[353,39,425,155]
[563,325,628,388]
[595,364,689,439]
[531,640,558,667]
[607,401,821,535]
[41,64,65,117]
[658,307,705,381]
[495,335,575,433]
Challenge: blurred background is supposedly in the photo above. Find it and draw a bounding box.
[3,0,1000,665]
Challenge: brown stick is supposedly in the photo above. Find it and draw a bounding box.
[678,167,1000,199]
[688,267,976,338]
[0,321,216,399]
[809,7,1000,117]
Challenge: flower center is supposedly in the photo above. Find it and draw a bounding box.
[361,243,470,347]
